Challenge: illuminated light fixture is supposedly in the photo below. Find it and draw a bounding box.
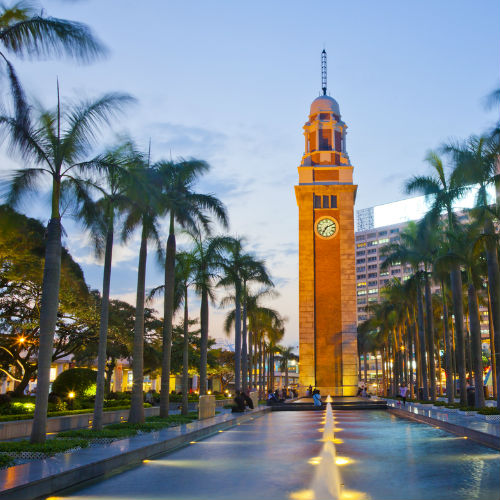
[189,441,197,444]
[463,436,468,439]
[218,430,224,433]
[68,391,75,399]
[307,456,322,465]
[289,489,314,500]
[143,459,151,463]
[17,336,26,344]
[207,390,212,395]
[335,457,351,466]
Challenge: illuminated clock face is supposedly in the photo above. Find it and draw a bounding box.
[316,217,338,239]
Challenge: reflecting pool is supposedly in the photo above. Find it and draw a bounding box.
[51,410,500,500]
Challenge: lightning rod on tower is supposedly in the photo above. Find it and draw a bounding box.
[321,49,327,95]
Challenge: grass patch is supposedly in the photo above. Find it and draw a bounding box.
[478,407,500,415]
[0,439,89,454]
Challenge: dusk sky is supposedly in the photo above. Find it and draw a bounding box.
[1,0,498,349]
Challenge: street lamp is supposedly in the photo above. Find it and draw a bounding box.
[68,391,75,410]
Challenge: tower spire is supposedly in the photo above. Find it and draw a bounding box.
[321,49,327,96]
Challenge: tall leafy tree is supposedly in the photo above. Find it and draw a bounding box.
[154,159,228,418]
[0,87,131,442]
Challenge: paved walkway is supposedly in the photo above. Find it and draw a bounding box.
[384,399,500,438]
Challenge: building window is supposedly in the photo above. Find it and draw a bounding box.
[391,269,401,275]
[357,290,367,296]
[368,264,377,270]
[357,250,366,256]
[357,282,367,288]
[322,195,329,208]
[357,299,367,305]
[356,259,366,264]
[368,272,377,278]
[390,228,399,234]
[390,236,399,242]
[378,238,389,244]
[380,271,389,277]
[330,195,337,208]
[314,195,321,208]
[368,281,377,286]
[357,242,366,248]
[357,274,366,279]
[378,231,387,236]
[368,297,378,302]
[368,248,377,254]
[368,288,378,294]
[356,235,366,241]
[357,266,366,272]
[367,257,377,262]
[368,233,376,239]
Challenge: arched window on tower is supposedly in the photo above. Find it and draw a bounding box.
[319,129,331,151]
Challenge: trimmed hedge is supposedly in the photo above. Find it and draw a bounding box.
[57,428,137,439]
[478,407,500,415]
[0,439,89,454]
[0,404,152,422]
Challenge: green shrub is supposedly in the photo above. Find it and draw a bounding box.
[432,401,447,406]
[51,368,97,399]
[458,406,477,412]
[0,455,14,468]
[0,439,89,454]
[478,407,500,415]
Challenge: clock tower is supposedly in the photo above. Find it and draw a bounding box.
[295,51,358,396]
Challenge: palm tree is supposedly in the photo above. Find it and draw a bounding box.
[155,159,228,418]
[239,257,273,392]
[447,136,500,407]
[406,151,468,403]
[174,251,196,416]
[218,239,272,390]
[0,88,131,443]
[74,140,141,430]
[121,154,163,424]
[186,230,232,395]
[276,345,298,392]
[0,1,105,122]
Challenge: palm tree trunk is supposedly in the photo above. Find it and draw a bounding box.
[466,321,473,388]
[409,318,416,399]
[128,224,148,424]
[160,216,176,418]
[93,227,113,430]
[234,284,242,390]
[30,216,62,443]
[487,286,497,398]
[375,354,379,395]
[450,265,467,405]
[259,340,264,398]
[417,281,428,400]
[441,281,454,404]
[468,283,485,408]
[248,330,253,390]
[424,276,436,400]
[363,350,368,384]
[483,225,500,408]
[199,289,209,395]
[241,291,248,392]
[182,287,189,416]
[381,349,386,396]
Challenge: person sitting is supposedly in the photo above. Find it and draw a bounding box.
[306,385,313,397]
[242,390,254,409]
[267,390,278,404]
[231,390,245,413]
[312,389,322,408]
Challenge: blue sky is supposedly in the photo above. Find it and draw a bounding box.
[1,0,498,348]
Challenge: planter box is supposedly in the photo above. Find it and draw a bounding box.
[457,410,477,416]
[444,408,460,413]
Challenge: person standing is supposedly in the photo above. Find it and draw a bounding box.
[399,383,409,406]
[312,389,322,408]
